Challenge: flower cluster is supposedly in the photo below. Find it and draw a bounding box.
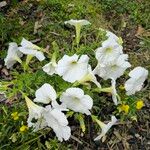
[24,83,93,141]
[3,19,148,142]
[4,38,45,69]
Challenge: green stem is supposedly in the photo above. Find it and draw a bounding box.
[23,55,33,71]
[51,52,57,64]
[93,87,112,93]
[19,90,27,98]
[72,81,80,87]
[15,56,22,64]
[75,25,81,48]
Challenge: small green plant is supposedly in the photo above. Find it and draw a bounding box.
[100,0,150,29]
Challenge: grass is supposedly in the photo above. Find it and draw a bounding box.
[0,0,150,149]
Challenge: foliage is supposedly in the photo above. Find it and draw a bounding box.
[0,0,149,149]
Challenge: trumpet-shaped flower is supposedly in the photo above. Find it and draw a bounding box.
[19,38,45,61]
[78,65,101,87]
[4,42,23,69]
[94,116,117,141]
[42,62,57,75]
[95,39,123,65]
[99,28,123,46]
[65,19,90,27]
[43,52,57,75]
[106,31,123,45]
[125,67,148,95]
[65,19,90,45]
[56,54,89,83]
[43,105,71,142]
[94,54,131,80]
[60,88,93,115]
[25,96,47,131]
[34,83,57,104]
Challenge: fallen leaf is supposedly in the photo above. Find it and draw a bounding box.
[0,1,7,8]
[122,140,130,150]
[19,18,26,26]
[1,68,9,76]
[135,25,145,36]
[113,131,122,141]
[34,21,42,34]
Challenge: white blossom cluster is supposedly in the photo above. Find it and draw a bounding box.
[4,19,148,141]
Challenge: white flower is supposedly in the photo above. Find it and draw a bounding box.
[56,54,89,83]
[78,65,101,87]
[43,105,71,142]
[94,54,131,80]
[65,19,90,26]
[4,42,23,69]
[42,62,57,75]
[125,67,148,95]
[19,38,45,61]
[95,39,123,65]
[60,87,93,115]
[106,31,123,45]
[65,19,90,45]
[25,96,47,131]
[98,28,123,46]
[34,83,57,104]
[94,116,117,141]
[111,79,118,105]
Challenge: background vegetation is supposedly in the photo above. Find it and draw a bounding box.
[0,0,149,149]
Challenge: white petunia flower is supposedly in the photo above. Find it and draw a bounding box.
[65,19,90,45]
[95,39,123,65]
[34,83,57,104]
[106,31,123,45]
[42,52,57,75]
[43,105,71,142]
[4,42,23,69]
[111,79,118,105]
[42,62,57,75]
[65,19,90,26]
[78,65,101,87]
[25,96,47,131]
[94,116,117,141]
[125,67,148,95]
[19,38,45,61]
[94,54,131,80]
[98,28,123,46]
[56,54,89,83]
[60,87,93,115]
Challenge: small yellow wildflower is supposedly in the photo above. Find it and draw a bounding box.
[20,125,28,132]
[120,104,130,114]
[11,112,19,120]
[119,85,125,90]
[136,100,144,110]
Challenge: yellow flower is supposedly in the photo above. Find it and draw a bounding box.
[136,100,144,110]
[120,104,130,114]
[119,85,125,90]
[20,125,28,132]
[11,112,19,120]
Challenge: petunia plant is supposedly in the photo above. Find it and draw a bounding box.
[0,19,148,143]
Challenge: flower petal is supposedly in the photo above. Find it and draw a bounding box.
[34,83,57,104]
